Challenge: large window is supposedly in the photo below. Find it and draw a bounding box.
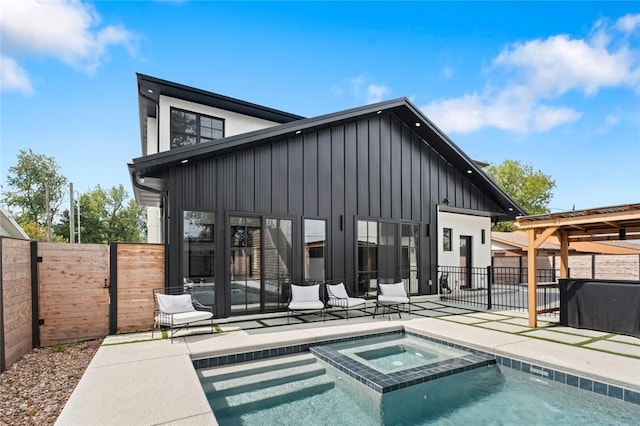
[230,216,293,314]
[358,219,420,295]
[230,217,261,313]
[170,107,224,148]
[183,211,215,305]
[304,219,326,281]
[401,223,420,294]
[357,220,378,296]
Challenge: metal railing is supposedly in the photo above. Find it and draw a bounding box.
[437,266,559,317]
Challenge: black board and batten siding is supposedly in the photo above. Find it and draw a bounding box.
[164,113,503,316]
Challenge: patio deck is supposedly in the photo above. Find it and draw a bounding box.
[55,297,640,425]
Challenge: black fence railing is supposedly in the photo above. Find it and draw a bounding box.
[437,266,559,317]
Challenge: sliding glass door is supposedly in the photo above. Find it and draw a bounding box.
[229,215,293,314]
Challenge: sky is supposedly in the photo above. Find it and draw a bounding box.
[1,0,639,215]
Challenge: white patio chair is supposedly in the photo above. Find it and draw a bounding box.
[373,281,410,319]
[153,289,214,342]
[288,282,326,323]
[326,280,366,319]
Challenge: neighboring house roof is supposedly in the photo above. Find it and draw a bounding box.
[492,231,560,252]
[492,230,640,255]
[0,205,29,240]
[130,96,526,219]
[136,73,305,155]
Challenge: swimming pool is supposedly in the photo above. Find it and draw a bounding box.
[198,332,640,425]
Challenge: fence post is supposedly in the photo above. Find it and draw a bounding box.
[591,254,596,279]
[30,241,40,349]
[109,243,118,335]
[486,266,492,310]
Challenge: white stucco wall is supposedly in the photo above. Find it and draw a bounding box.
[156,95,282,152]
[437,209,491,269]
[145,117,158,155]
[146,206,162,244]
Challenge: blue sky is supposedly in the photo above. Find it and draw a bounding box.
[1,1,639,214]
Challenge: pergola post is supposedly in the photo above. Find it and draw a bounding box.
[559,230,569,278]
[527,228,538,327]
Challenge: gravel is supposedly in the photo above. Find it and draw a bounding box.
[0,340,101,426]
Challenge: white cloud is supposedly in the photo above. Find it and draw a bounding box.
[442,66,453,79]
[532,105,582,132]
[345,74,390,104]
[494,34,637,96]
[0,0,135,93]
[366,84,389,104]
[605,114,621,126]
[421,15,640,134]
[0,56,33,94]
[616,13,640,34]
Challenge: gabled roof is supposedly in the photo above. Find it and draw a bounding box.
[136,73,305,154]
[0,205,29,240]
[130,97,526,219]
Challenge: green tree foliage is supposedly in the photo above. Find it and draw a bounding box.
[54,185,146,243]
[485,160,555,231]
[2,149,68,240]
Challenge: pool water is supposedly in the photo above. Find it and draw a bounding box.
[204,334,640,425]
[340,335,467,373]
[213,364,640,426]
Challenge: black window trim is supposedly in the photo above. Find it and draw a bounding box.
[170,106,225,148]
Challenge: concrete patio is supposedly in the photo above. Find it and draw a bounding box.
[55,298,640,425]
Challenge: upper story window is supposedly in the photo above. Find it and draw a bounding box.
[170,107,224,149]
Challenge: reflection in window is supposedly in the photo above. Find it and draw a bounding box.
[264,218,293,309]
[304,219,326,281]
[171,107,224,149]
[183,211,215,306]
[230,216,261,313]
[401,223,419,294]
[443,228,452,251]
[357,220,378,295]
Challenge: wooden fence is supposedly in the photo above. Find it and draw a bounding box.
[0,239,165,372]
[492,254,640,281]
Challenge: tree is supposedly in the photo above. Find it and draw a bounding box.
[54,185,146,243]
[485,160,555,231]
[2,149,68,240]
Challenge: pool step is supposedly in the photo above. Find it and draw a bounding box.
[199,352,318,382]
[200,353,335,415]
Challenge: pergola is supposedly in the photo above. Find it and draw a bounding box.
[516,203,640,327]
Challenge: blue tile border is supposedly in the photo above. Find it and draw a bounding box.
[192,330,640,405]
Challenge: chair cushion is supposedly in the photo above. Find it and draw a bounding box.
[289,301,325,310]
[332,297,366,308]
[291,284,320,302]
[155,310,213,326]
[156,293,194,314]
[378,295,410,304]
[327,283,349,299]
[379,282,407,297]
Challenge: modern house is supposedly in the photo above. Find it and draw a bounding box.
[129,74,525,317]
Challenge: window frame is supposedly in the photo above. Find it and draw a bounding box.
[443,227,452,252]
[170,107,225,149]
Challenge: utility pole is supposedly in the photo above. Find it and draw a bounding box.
[45,182,51,242]
[76,191,81,244]
[70,183,75,243]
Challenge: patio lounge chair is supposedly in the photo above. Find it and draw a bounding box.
[288,282,326,323]
[373,282,410,319]
[153,288,214,342]
[326,280,366,319]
